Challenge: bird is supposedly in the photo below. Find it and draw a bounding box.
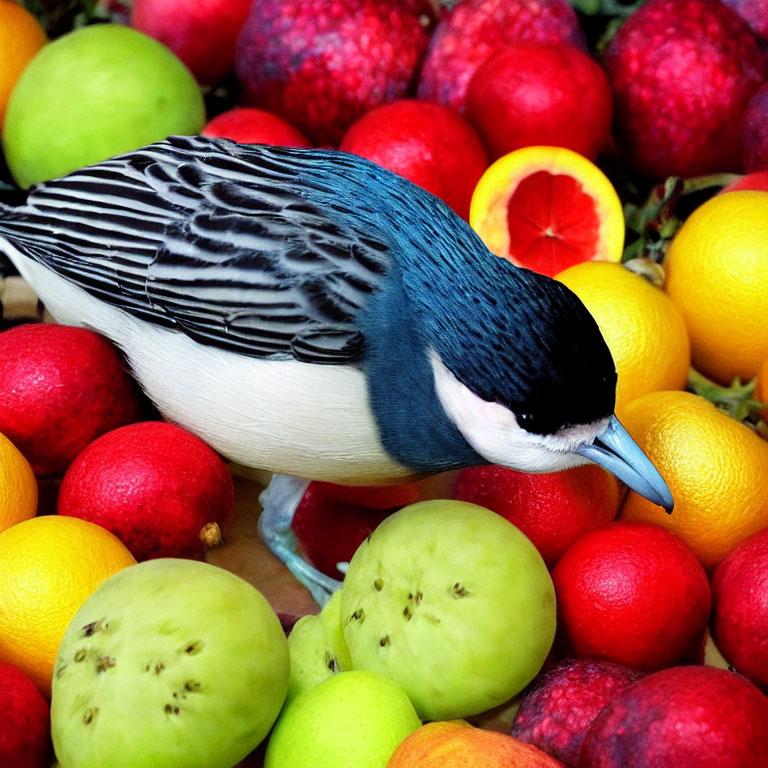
[0,134,672,603]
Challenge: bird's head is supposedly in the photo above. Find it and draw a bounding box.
[403,252,673,513]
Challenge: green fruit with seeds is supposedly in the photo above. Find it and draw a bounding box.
[286,590,351,702]
[341,499,556,720]
[50,558,289,768]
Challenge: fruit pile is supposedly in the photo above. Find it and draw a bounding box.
[3,0,768,767]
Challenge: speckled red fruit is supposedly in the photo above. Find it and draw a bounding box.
[722,0,768,42]
[202,108,310,147]
[339,100,487,220]
[417,0,585,114]
[0,324,142,477]
[235,0,434,146]
[604,0,765,179]
[0,662,50,768]
[291,482,393,579]
[578,666,768,768]
[465,43,612,162]
[552,522,711,671]
[511,658,643,766]
[711,528,768,690]
[131,0,252,84]
[57,421,235,561]
[741,83,768,173]
[454,464,620,568]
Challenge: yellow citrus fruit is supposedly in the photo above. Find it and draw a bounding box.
[0,0,46,127]
[664,190,768,385]
[469,146,624,277]
[556,262,690,415]
[0,431,37,533]
[0,515,136,696]
[619,390,768,572]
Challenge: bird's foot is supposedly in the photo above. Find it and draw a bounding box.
[258,474,342,608]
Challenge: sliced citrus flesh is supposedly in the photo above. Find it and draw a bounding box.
[470,146,624,277]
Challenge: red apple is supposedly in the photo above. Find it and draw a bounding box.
[0,662,50,768]
[132,0,252,85]
[202,108,310,147]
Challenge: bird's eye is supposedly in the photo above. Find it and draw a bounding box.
[517,413,535,428]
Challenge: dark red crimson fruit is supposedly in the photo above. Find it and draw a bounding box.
[291,482,395,579]
[417,0,586,114]
[202,107,311,147]
[0,324,143,477]
[510,658,643,766]
[465,42,612,162]
[314,479,422,510]
[0,662,50,768]
[741,82,768,172]
[604,0,765,179]
[57,421,235,561]
[722,0,768,42]
[578,666,768,768]
[235,0,434,146]
[339,99,488,220]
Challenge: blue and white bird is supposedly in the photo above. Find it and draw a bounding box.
[0,135,672,602]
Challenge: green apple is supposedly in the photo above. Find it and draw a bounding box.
[265,670,421,768]
[51,558,289,768]
[2,24,205,188]
[341,500,556,721]
[286,590,352,702]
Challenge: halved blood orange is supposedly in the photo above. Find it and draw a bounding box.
[469,146,624,277]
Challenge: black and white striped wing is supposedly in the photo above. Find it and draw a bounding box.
[0,136,394,364]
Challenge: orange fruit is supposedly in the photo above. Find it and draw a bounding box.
[619,390,768,571]
[663,190,768,384]
[0,515,136,696]
[0,431,37,533]
[387,720,564,767]
[551,521,711,672]
[0,1,46,127]
[556,262,690,415]
[469,145,624,277]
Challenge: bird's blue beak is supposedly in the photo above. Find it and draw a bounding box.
[577,414,674,513]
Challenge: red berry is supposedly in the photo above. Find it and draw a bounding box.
[57,421,235,561]
[0,662,50,768]
[604,0,765,179]
[339,99,488,220]
[551,521,711,671]
[0,324,143,477]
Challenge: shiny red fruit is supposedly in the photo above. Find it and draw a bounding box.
[235,0,434,146]
[454,464,620,568]
[57,421,235,561]
[552,521,711,671]
[339,99,487,220]
[202,107,310,147]
[711,528,768,691]
[132,0,252,85]
[0,324,143,477]
[604,0,765,179]
[465,43,612,162]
